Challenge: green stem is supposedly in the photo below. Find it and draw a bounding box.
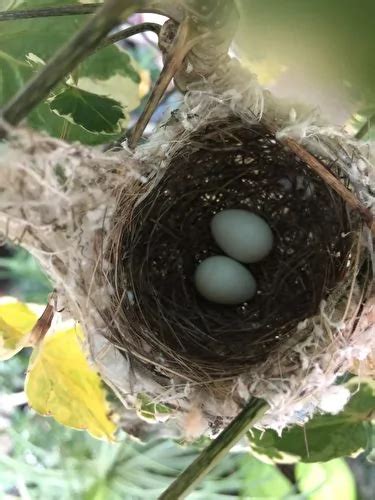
[159,398,268,500]
[0,0,143,130]
[0,4,98,21]
[99,22,161,50]
[0,3,182,22]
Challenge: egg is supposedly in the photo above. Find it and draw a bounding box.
[194,256,257,305]
[211,209,273,263]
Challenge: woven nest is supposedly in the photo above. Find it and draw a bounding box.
[106,116,367,384]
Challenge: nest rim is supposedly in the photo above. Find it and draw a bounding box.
[105,117,370,384]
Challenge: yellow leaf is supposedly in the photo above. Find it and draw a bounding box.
[0,298,39,360]
[25,322,116,441]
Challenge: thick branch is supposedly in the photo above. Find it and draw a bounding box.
[0,0,143,130]
[159,399,268,500]
[0,4,98,21]
[0,2,183,22]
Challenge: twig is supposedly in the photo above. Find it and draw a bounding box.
[128,19,208,149]
[99,22,161,50]
[265,124,375,236]
[159,398,268,500]
[0,0,143,131]
[355,114,374,140]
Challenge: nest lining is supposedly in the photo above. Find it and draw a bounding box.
[108,117,361,383]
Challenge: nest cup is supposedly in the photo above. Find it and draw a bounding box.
[107,116,366,384]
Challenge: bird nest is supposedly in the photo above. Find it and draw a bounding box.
[106,116,369,385]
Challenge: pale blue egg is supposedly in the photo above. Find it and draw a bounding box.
[211,209,273,263]
[194,256,257,305]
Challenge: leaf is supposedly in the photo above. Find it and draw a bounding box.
[0,50,29,106]
[25,322,116,441]
[238,455,293,498]
[296,459,356,500]
[70,45,144,123]
[247,381,375,463]
[79,44,140,84]
[0,298,38,360]
[0,0,24,9]
[136,394,172,423]
[49,86,125,134]
[0,13,122,143]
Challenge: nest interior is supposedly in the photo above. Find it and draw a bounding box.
[109,118,358,382]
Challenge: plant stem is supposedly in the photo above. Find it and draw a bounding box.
[0,4,98,21]
[0,2,182,22]
[99,22,161,50]
[0,0,143,131]
[159,398,268,500]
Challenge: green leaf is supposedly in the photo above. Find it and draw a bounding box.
[0,50,29,106]
[1,0,24,10]
[79,44,140,84]
[49,86,125,134]
[238,456,293,498]
[0,10,137,143]
[29,102,120,145]
[71,45,143,122]
[136,394,172,423]
[248,380,375,463]
[296,459,356,500]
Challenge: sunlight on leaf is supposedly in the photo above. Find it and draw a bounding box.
[25,322,117,441]
[296,459,356,500]
[49,86,125,134]
[247,379,374,463]
[0,298,38,360]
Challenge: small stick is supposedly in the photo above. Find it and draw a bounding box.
[98,23,161,51]
[159,398,268,500]
[265,124,375,235]
[128,19,207,149]
[0,0,142,131]
[28,291,58,346]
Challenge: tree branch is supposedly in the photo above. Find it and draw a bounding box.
[0,4,98,21]
[159,398,268,500]
[0,2,183,22]
[0,0,143,132]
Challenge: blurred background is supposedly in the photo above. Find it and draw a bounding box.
[1,3,375,498]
